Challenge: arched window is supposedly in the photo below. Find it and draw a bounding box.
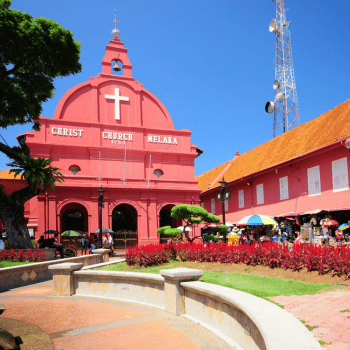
[69,165,81,175]
[153,169,163,179]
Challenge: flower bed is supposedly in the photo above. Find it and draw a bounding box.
[126,242,350,279]
[0,249,46,263]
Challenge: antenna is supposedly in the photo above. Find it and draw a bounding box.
[265,0,300,137]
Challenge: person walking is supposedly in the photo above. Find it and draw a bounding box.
[89,235,96,254]
[81,234,88,255]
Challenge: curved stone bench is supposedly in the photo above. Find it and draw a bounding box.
[50,265,321,350]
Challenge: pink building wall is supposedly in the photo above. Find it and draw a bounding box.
[200,143,350,223]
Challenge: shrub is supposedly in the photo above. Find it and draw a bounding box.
[9,249,16,262]
[126,242,350,279]
[16,249,26,262]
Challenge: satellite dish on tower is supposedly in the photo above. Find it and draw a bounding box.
[345,138,350,149]
[276,92,285,102]
[265,101,275,114]
[269,19,277,32]
[273,80,280,90]
[269,19,281,37]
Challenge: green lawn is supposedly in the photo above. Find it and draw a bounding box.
[97,261,337,298]
[0,261,37,268]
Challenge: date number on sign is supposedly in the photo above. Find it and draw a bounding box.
[111,140,126,144]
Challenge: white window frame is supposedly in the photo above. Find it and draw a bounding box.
[200,202,204,208]
[307,165,321,196]
[256,183,264,205]
[238,190,244,208]
[332,157,349,192]
[225,200,228,212]
[279,176,289,200]
[211,198,215,214]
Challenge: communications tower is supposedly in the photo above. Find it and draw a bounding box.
[265,0,300,137]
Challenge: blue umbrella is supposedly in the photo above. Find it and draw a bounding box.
[93,228,113,233]
[43,230,60,235]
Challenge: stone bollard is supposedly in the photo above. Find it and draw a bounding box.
[91,248,110,263]
[160,268,203,316]
[48,263,83,296]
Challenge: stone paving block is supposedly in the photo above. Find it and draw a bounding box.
[329,323,350,335]
[340,334,350,344]
[328,341,350,350]
[312,327,330,336]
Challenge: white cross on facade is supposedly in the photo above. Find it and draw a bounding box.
[105,88,129,120]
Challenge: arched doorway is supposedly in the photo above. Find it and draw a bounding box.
[159,204,182,244]
[60,203,88,233]
[159,204,182,228]
[112,204,138,249]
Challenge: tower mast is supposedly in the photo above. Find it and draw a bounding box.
[265,0,300,137]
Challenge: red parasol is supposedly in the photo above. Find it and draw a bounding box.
[321,219,339,226]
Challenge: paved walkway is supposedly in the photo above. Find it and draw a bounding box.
[270,290,350,350]
[0,281,232,350]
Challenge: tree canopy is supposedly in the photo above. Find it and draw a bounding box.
[166,204,221,243]
[0,0,82,131]
[0,0,81,249]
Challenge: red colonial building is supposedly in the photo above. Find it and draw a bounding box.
[197,99,350,225]
[0,32,201,245]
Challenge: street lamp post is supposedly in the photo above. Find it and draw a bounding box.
[218,177,230,243]
[97,187,105,248]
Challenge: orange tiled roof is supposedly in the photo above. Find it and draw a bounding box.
[0,169,16,180]
[196,99,350,193]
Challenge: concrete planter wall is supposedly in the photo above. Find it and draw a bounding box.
[0,249,110,293]
[50,265,321,350]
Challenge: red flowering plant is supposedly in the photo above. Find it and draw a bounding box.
[126,241,350,279]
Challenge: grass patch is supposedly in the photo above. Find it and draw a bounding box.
[97,261,335,298]
[0,261,37,268]
[340,309,350,313]
[318,340,331,346]
[300,320,318,331]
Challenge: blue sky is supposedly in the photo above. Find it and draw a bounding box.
[2,0,350,176]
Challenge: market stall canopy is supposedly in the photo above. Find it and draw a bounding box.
[237,214,278,226]
[301,209,324,215]
[93,228,113,233]
[61,230,81,237]
[274,212,299,218]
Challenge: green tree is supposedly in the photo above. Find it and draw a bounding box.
[0,0,81,248]
[169,204,221,243]
[156,226,182,242]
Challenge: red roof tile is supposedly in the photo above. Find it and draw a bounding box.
[196,99,350,192]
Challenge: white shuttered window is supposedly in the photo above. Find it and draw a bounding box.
[307,166,321,196]
[225,200,228,212]
[279,176,289,200]
[211,198,215,214]
[332,157,349,192]
[256,184,264,205]
[238,190,244,208]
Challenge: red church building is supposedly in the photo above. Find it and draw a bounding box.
[0,30,201,245]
